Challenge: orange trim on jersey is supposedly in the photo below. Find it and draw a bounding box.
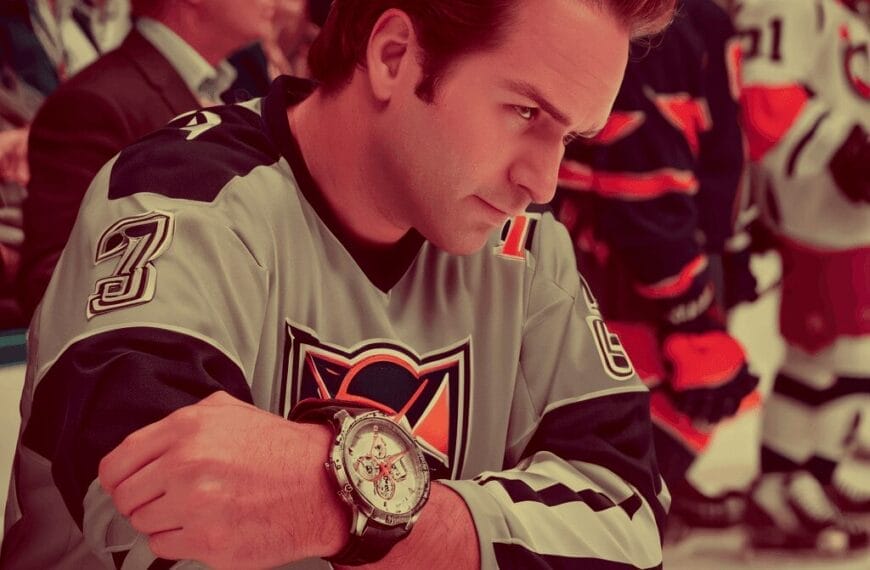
[606,321,665,388]
[740,85,809,161]
[726,37,744,101]
[635,255,708,300]
[663,331,746,390]
[650,392,712,453]
[559,160,698,199]
[591,111,646,145]
[499,216,529,259]
[558,161,594,191]
[649,90,713,157]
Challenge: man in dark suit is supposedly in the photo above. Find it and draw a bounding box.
[17,0,275,319]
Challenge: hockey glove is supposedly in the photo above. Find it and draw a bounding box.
[829,124,870,204]
[662,329,759,424]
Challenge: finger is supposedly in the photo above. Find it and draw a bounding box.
[99,419,176,492]
[128,493,182,536]
[111,455,168,517]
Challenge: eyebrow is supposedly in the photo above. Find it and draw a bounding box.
[501,79,602,139]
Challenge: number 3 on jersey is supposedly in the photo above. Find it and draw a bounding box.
[87,211,175,319]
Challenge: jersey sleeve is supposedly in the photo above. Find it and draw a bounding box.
[555,14,718,330]
[21,148,270,567]
[440,215,668,569]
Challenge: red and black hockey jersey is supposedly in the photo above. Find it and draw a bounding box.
[554,0,745,328]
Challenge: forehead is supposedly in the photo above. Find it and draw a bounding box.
[460,0,630,127]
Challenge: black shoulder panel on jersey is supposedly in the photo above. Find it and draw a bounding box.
[108,104,281,202]
[22,327,253,527]
[494,543,662,570]
[521,390,666,535]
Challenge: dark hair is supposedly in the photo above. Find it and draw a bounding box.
[308,0,676,100]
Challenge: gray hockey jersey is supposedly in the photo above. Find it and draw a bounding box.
[2,77,668,570]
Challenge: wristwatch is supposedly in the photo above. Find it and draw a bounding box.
[289,399,431,566]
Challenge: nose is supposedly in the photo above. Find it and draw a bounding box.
[509,140,565,205]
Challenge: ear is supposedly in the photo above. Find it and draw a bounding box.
[365,9,420,103]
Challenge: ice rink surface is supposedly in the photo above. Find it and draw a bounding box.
[0,254,867,568]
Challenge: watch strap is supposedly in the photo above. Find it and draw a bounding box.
[326,520,409,566]
[288,398,386,426]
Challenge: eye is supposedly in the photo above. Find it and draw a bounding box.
[514,105,538,121]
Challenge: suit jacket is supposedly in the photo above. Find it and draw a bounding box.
[0,0,59,96]
[19,29,201,320]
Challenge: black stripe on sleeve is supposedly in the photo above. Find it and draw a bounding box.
[147,559,178,570]
[772,371,870,407]
[785,111,828,178]
[521,391,666,535]
[494,542,663,570]
[22,326,254,527]
[476,476,641,518]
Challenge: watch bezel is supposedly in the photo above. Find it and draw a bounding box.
[329,410,431,529]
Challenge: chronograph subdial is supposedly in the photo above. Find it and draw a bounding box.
[353,455,380,481]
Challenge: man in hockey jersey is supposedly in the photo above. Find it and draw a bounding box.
[733,0,870,554]
[553,0,759,530]
[1,0,677,568]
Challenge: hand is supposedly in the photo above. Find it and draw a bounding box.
[0,127,30,186]
[662,330,759,424]
[98,391,349,568]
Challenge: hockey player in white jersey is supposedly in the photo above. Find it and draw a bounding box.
[734,0,870,554]
[1,0,677,569]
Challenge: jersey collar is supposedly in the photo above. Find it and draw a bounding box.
[262,76,425,293]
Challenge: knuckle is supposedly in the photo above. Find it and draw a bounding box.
[148,533,171,559]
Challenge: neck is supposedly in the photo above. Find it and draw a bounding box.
[290,82,409,247]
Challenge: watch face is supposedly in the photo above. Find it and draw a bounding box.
[341,416,429,517]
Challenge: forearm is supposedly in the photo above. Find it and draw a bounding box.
[358,483,480,570]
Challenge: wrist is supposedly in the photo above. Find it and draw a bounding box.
[296,421,352,558]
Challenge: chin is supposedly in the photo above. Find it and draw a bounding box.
[430,231,491,256]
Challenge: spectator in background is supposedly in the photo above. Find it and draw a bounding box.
[17,0,275,321]
[32,0,132,79]
[0,64,43,328]
[261,0,320,78]
[734,0,869,554]
[552,0,759,533]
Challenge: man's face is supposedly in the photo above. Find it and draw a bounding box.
[376,0,629,255]
[200,0,277,45]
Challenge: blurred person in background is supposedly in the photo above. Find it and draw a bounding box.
[552,0,760,536]
[16,0,276,322]
[733,0,870,555]
[261,0,320,78]
[0,64,42,328]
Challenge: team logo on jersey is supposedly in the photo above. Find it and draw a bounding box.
[578,273,635,381]
[283,323,471,479]
[175,110,223,140]
[87,211,174,319]
[495,215,538,260]
[840,27,869,100]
